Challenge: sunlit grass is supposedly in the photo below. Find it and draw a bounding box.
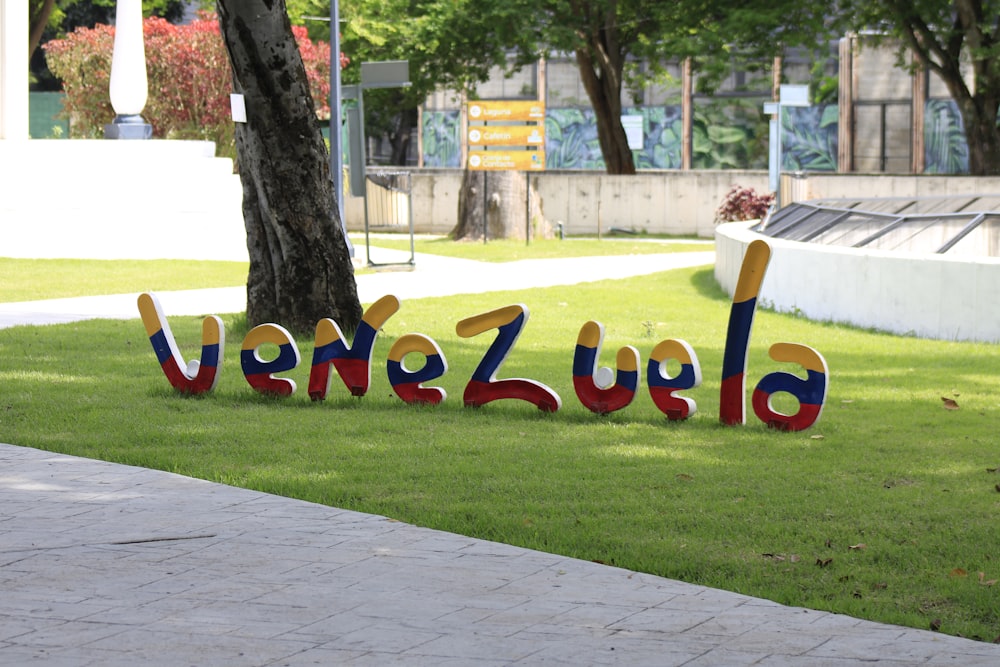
[0,257,249,302]
[0,238,710,303]
[354,234,712,262]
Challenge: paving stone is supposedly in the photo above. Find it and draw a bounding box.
[4,443,1000,665]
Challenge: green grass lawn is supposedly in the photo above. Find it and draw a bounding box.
[0,238,706,303]
[1,254,998,642]
[0,258,249,302]
[355,234,712,262]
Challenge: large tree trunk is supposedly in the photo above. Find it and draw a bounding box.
[953,89,1000,175]
[389,108,415,165]
[452,170,551,241]
[575,31,635,175]
[217,0,362,335]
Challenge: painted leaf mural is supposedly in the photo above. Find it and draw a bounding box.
[924,99,969,174]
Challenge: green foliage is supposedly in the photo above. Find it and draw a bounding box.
[43,14,331,157]
[692,101,769,170]
[544,108,605,170]
[839,0,1000,174]
[29,1,199,88]
[289,0,541,164]
[42,21,114,136]
[781,105,838,172]
[289,0,845,172]
[633,107,684,169]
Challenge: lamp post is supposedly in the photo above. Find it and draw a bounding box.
[306,8,352,254]
[330,1,344,223]
[105,0,152,139]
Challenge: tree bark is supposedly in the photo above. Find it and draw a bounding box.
[573,15,635,175]
[389,108,416,165]
[452,170,551,241]
[957,94,1000,176]
[29,0,58,57]
[575,48,634,175]
[216,0,362,335]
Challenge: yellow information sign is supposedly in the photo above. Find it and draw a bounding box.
[468,125,545,147]
[467,100,545,122]
[467,151,546,171]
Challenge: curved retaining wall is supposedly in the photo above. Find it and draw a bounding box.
[715,221,1000,343]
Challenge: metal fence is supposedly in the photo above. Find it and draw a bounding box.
[364,169,415,267]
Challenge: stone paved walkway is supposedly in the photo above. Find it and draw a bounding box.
[3,445,999,666]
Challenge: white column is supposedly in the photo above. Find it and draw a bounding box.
[109,0,148,117]
[105,0,151,138]
[0,0,30,140]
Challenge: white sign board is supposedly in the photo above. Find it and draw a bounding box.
[621,115,644,150]
[230,94,247,123]
[779,85,810,107]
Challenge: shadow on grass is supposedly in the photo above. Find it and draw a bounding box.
[689,267,729,302]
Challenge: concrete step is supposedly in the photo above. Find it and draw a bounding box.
[0,140,247,261]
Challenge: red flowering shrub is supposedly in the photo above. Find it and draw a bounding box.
[43,22,115,138]
[44,13,339,158]
[714,185,775,223]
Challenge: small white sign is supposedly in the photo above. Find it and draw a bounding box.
[230,94,247,123]
[779,85,810,107]
[621,115,644,150]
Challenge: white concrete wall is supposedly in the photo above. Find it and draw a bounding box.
[0,140,246,261]
[345,169,770,238]
[537,170,768,238]
[715,221,1000,343]
[782,172,1000,204]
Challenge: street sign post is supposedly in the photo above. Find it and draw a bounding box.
[467,100,545,122]
[765,85,810,206]
[467,125,545,147]
[467,151,546,171]
[465,99,546,172]
[464,100,547,244]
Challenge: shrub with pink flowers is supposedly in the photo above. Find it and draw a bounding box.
[714,185,775,223]
[44,13,337,158]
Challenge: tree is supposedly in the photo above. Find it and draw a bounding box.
[287,0,541,165]
[216,0,362,334]
[287,0,546,241]
[532,1,837,175]
[31,1,190,89]
[44,14,331,155]
[841,0,1000,175]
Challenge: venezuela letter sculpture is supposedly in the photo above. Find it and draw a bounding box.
[137,240,828,431]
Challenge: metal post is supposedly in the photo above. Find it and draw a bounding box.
[329,0,353,255]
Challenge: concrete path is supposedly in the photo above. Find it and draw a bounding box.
[0,248,714,329]
[3,247,1000,664]
[3,445,999,666]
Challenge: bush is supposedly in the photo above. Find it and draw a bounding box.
[44,13,334,159]
[714,185,775,223]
